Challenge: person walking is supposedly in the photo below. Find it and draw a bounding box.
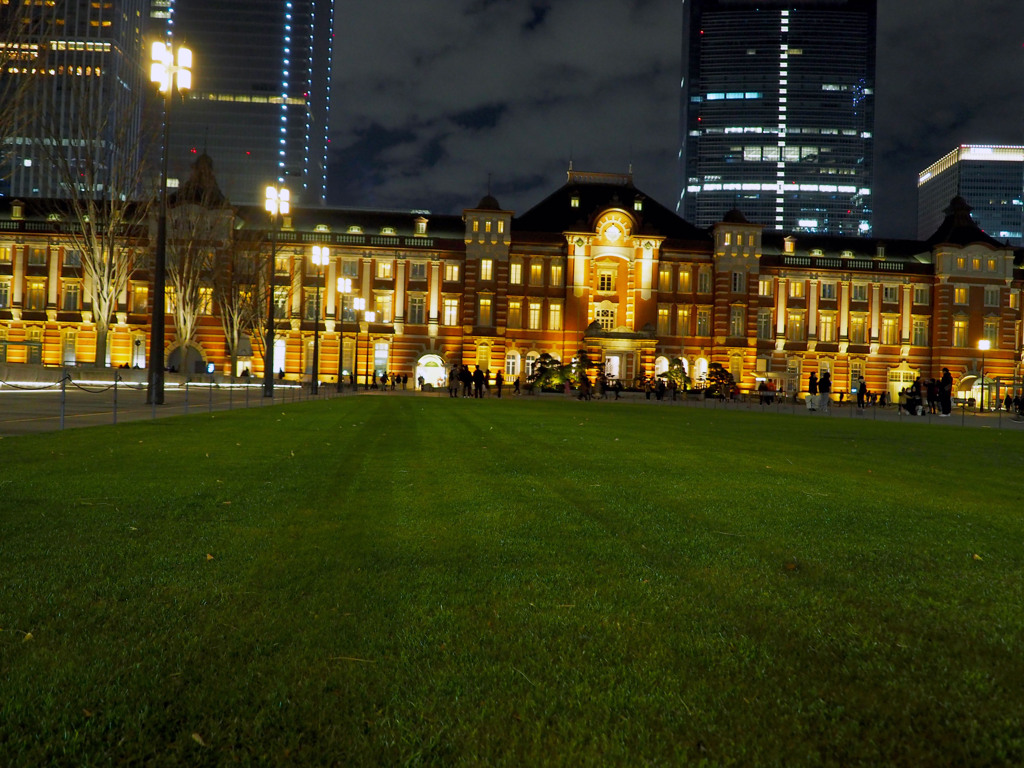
[807,371,818,411]
[856,376,866,410]
[495,370,504,398]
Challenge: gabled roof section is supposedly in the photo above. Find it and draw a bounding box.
[170,153,228,208]
[514,170,711,244]
[926,196,1007,249]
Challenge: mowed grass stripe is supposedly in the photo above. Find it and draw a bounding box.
[1,397,1022,766]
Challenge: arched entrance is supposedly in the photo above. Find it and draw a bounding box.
[415,353,447,390]
[167,343,207,374]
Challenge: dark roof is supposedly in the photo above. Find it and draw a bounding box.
[169,153,228,208]
[473,194,502,211]
[760,231,933,262]
[513,171,711,244]
[925,196,1007,249]
[722,208,750,224]
[233,204,465,241]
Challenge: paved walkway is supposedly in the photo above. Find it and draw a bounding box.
[2,378,1022,437]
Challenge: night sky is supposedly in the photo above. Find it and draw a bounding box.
[328,0,1023,240]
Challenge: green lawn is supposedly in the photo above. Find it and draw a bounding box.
[2,397,1023,766]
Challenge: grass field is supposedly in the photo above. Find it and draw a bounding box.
[2,396,1023,766]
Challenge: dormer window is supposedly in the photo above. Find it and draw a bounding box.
[570,194,580,208]
[314,224,330,233]
[347,225,362,234]
[414,217,428,236]
[380,226,396,236]
[12,201,25,220]
[784,236,796,254]
[634,197,643,212]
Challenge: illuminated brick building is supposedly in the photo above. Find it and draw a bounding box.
[1,170,1022,403]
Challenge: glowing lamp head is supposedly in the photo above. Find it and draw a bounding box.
[312,245,330,267]
[265,185,290,216]
[978,339,991,352]
[337,277,352,294]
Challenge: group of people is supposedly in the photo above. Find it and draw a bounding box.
[806,371,833,412]
[370,372,409,391]
[851,368,956,416]
[448,365,516,398]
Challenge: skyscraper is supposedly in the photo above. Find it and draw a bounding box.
[918,145,1024,245]
[679,0,876,236]
[1,0,148,199]
[154,0,334,206]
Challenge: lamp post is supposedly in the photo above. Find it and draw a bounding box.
[262,184,289,398]
[147,40,192,406]
[978,339,991,413]
[336,277,352,392]
[310,245,329,395]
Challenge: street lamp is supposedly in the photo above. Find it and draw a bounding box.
[147,40,192,406]
[336,276,352,392]
[262,184,289,398]
[978,339,991,413]
[310,244,329,395]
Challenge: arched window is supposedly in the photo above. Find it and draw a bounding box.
[694,357,709,384]
[505,351,520,377]
[654,356,669,376]
[525,351,540,378]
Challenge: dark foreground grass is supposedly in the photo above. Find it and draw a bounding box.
[1,397,1023,767]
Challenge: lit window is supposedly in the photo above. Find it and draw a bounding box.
[679,269,692,292]
[25,280,46,310]
[528,301,542,330]
[548,302,562,331]
[758,278,772,297]
[789,281,805,299]
[657,306,671,335]
[550,263,563,287]
[509,261,522,285]
[952,318,968,347]
[507,300,521,328]
[442,298,459,326]
[505,352,520,377]
[818,313,835,342]
[529,261,544,286]
[596,308,615,331]
[480,259,493,281]
[659,266,673,292]
[444,263,460,282]
[28,247,47,266]
[954,286,968,304]
[678,306,691,335]
[880,316,898,345]
[376,261,393,279]
[479,297,492,326]
[849,315,867,344]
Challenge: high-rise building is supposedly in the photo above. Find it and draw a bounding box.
[918,145,1024,245]
[679,0,876,236]
[1,0,148,199]
[153,0,334,206]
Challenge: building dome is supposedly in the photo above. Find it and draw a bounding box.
[475,194,502,211]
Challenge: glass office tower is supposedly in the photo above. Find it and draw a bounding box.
[679,0,876,235]
[918,145,1024,245]
[154,0,334,206]
[1,0,148,199]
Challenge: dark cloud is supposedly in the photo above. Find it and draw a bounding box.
[329,0,1023,238]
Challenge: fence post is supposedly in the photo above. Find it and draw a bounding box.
[184,380,189,414]
[113,374,120,425]
[209,380,214,413]
[60,371,68,430]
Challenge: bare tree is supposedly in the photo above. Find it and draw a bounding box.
[212,227,268,379]
[163,155,232,372]
[28,57,154,366]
